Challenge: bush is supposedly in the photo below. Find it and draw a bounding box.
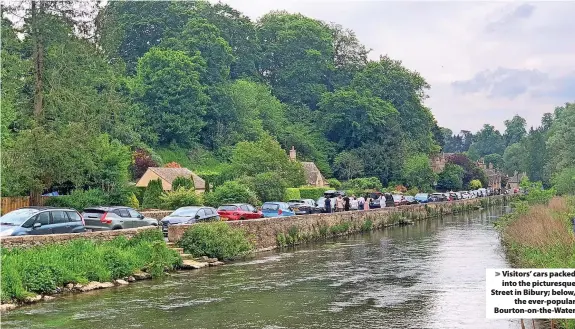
[172,176,194,190]
[0,230,180,302]
[142,178,164,209]
[299,187,328,200]
[552,167,575,195]
[178,222,254,260]
[342,177,382,191]
[406,187,419,196]
[160,188,202,209]
[327,178,341,189]
[284,188,301,201]
[204,181,259,207]
[44,188,108,211]
[249,172,287,202]
[469,179,482,190]
[128,193,140,208]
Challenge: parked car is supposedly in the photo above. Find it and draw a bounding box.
[261,202,295,218]
[287,199,317,215]
[217,204,262,220]
[0,207,85,236]
[323,190,346,198]
[414,193,430,203]
[404,196,418,205]
[160,206,220,236]
[430,193,448,202]
[82,206,158,231]
[392,194,408,206]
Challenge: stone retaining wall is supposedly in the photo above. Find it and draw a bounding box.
[140,210,172,220]
[0,226,159,249]
[168,195,513,250]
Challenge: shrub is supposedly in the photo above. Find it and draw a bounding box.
[178,222,254,260]
[160,188,202,209]
[0,230,180,302]
[44,188,108,211]
[172,176,194,190]
[131,148,159,180]
[342,177,382,191]
[164,162,182,168]
[128,193,140,209]
[249,172,287,202]
[406,187,419,196]
[330,222,350,235]
[142,178,164,209]
[469,179,482,190]
[204,181,259,207]
[299,187,328,200]
[284,188,301,201]
[360,219,373,232]
[394,185,407,193]
[327,178,341,189]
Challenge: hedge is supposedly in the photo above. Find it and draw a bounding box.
[284,188,301,201]
[299,187,328,200]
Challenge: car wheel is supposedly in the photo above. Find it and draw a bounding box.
[240,217,245,220]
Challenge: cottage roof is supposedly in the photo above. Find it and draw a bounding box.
[147,167,205,189]
[301,162,328,186]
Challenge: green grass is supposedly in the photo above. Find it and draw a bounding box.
[0,229,181,303]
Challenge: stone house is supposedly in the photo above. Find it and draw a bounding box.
[477,159,502,190]
[289,147,329,187]
[506,172,526,190]
[136,167,206,193]
[430,152,455,174]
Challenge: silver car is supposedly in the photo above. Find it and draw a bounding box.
[82,206,159,231]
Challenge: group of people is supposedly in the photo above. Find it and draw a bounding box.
[323,194,388,213]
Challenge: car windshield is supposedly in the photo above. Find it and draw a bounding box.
[262,203,279,211]
[218,205,238,211]
[288,200,304,204]
[392,195,402,201]
[0,208,40,226]
[415,193,428,199]
[170,208,199,217]
[405,196,414,201]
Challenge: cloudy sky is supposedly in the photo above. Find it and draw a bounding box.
[219,0,575,133]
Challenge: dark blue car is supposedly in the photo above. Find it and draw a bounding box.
[414,193,430,203]
[0,207,85,237]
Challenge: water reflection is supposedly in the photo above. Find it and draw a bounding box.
[2,207,521,329]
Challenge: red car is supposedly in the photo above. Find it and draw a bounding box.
[217,204,263,220]
[392,194,408,206]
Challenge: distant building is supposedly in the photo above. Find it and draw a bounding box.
[430,152,454,174]
[507,172,526,190]
[289,146,329,187]
[477,159,502,190]
[136,167,206,193]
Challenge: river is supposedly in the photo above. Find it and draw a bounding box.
[2,205,522,329]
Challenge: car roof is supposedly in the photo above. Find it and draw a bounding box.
[83,206,130,211]
[23,206,76,211]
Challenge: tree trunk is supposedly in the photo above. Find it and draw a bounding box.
[32,1,44,118]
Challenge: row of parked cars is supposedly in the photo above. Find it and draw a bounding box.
[0,188,503,237]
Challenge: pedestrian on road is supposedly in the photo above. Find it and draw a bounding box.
[358,195,365,209]
[336,195,344,212]
[325,197,332,213]
[364,197,371,210]
[344,195,350,211]
[379,194,386,208]
[350,196,359,210]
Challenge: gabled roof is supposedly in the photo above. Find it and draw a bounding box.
[147,167,205,189]
[301,162,328,186]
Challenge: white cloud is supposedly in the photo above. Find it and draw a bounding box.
[218,0,575,133]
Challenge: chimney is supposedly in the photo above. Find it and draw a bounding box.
[289,146,296,161]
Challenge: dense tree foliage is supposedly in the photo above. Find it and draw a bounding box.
[2,0,570,199]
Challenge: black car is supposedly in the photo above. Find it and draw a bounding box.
[160,206,220,236]
[287,199,317,215]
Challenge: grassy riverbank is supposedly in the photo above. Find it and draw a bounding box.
[1,230,182,303]
[497,197,575,329]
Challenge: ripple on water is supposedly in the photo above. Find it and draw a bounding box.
[158,297,224,310]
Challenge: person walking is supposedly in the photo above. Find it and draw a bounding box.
[336,195,344,212]
[358,195,365,209]
[325,197,332,213]
[350,196,359,210]
[379,194,386,208]
[344,195,350,211]
[364,196,371,210]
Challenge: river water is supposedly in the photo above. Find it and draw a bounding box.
[2,206,522,329]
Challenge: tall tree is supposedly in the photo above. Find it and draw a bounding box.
[130,48,208,146]
[467,124,505,158]
[257,11,334,109]
[503,115,527,146]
